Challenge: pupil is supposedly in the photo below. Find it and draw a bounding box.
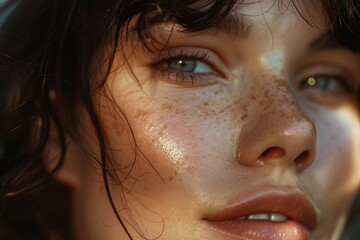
[168,60,196,72]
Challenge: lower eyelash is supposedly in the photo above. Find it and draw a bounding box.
[154,70,216,87]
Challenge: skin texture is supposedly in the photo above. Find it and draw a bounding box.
[47,0,360,239]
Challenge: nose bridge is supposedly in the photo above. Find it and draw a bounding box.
[261,78,307,124]
[236,77,316,172]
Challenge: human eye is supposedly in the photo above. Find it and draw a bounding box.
[293,48,360,106]
[151,48,229,87]
[299,75,350,92]
[295,69,358,106]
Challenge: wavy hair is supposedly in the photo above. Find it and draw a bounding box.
[0,0,359,239]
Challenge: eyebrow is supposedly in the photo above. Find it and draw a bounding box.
[308,31,345,51]
[205,12,253,39]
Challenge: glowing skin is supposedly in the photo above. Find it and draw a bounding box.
[56,0,360,239]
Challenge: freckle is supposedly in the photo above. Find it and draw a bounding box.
[135,109,150,119]
[251,95,256,100]
[162,103,173,110]
[264,90,269,97]
[116,129,121,137]
[241,114,248,121]
[204,102,209,106]
[186,166,194,173]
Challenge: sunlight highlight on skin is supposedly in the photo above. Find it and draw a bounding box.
[335,106,360,190]
[260,50,284,76]
[156,133,186,164]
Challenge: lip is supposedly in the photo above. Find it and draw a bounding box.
[203,190,318,240]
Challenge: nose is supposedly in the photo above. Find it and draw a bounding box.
[236,82,316,172]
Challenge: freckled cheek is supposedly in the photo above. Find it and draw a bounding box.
[138,114,227,178]
[124,97,237,183]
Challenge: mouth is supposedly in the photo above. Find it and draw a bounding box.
[203,190,318,240]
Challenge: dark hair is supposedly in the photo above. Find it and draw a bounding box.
[0,0,359,239]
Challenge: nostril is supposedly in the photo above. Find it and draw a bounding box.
[259,147,286,161]
[294,151,310,171]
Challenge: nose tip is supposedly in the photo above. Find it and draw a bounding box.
[235,91,316,172]
[237,119,316,172]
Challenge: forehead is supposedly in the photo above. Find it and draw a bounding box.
[232,0,325,22]
[178,0,329,41]
[182,0,328,45]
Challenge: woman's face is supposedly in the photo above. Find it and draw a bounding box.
[66,0,360,239]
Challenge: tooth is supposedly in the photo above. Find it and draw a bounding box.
[247,213,270,220]
[270,213,288,222]
[235,216,246,220]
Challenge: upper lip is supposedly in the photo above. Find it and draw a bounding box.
[204,189,319,230]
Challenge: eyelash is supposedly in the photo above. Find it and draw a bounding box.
[158,50,210,63]
[151,50,223,87]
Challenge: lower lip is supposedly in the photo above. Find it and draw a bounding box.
[204,219,310,240]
